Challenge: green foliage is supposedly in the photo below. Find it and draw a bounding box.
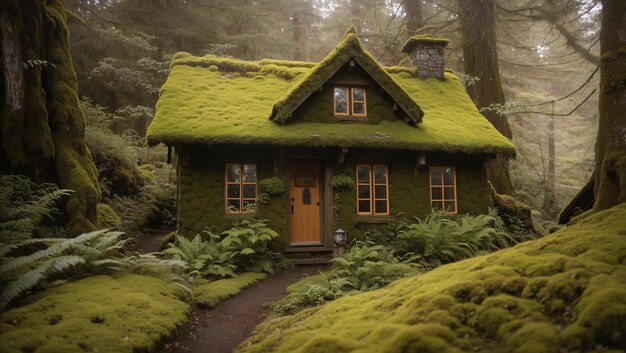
[258,176,285,204]
[220,219,279,274]
[96,203,121,228]
[0,175,70,243]
[0,273,190,353]
[239,203,626,353]
[163,233,235,279]
[22,59,56,70]
[0,229,127,310]
[329,174,355,190]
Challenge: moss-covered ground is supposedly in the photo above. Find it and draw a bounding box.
[238,203,626,353]
[0,273,190,353]
[194,273,267,308]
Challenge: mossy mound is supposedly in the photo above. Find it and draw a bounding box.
[238,203,626,353]
[194,273,267,308]
[96,203,121,227]
[0,273,190,353]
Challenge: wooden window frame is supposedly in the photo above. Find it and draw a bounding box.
[429,166,457,214]
[225,163,257,214]
[333,86,350,116]
[333,86,367,118]
[356,164,390,216]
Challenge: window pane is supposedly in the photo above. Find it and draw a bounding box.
[243,164,256,182]
[243,200,256,212]
[430,168,442,185]
[374,185,387,199]
[334,88,348,114]
[358,185,370,199]
[374,166,387,184]
[375,200,387,214]
[358,200,371,213]
[357,166,370,183]
[352,88,365,102]
[353,103,365,115]
[243,184,256,199]
[444,167,455,185]
[227,164,241,182]
[444,201,456,212]
[444,187,455,200]
[227,184,240,198]
[432,201,443,210]
[431,187,442,200]
[227,199,240,212]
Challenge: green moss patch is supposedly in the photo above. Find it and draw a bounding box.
[147,40,514,157]
[194,272,267,309]
[238,203,626,353]
[0,273,190,353]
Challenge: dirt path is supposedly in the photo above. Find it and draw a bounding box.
[162,266,326,353]
[135,228,173,253]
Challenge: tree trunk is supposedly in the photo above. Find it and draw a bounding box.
[405,0,424,36]
[592,0,626,211]
[457,0,514,195]
[543,111,558,217]
[0,0,100,235]
[292,13,309,61]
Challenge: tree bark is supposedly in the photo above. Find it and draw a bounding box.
[457,0,514,195]
[0,0,100,235]
[592,0,626,211]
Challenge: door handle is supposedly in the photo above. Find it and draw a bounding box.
[316,201,320,206]
[291,204,294,214]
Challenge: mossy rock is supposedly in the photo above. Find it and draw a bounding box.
[237,203,626,353]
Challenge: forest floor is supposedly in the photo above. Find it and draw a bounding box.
[135,228,174,253]
[162,266,326,353]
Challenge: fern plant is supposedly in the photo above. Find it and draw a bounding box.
[220,218,279,274]
[163,232,235,278]
[0,229,128,310]
[0,175,71,243]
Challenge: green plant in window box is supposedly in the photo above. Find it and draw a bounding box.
[257,176,285,204]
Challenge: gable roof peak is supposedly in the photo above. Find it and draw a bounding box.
[269,28,425,125]
[343,25,357,38]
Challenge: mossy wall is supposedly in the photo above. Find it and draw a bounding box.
[176,145,288,249]
[293,65,402,124]
[334,149,491,242]
[177,144,491,247]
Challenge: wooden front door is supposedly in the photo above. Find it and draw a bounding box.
[289,163,321,245]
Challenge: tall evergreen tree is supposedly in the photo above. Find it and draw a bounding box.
[0,0,100,235]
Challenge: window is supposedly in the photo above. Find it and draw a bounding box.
[430,167,457,213]
[356,164,389,216]
[225,163,257,213]
[334,86,367,117]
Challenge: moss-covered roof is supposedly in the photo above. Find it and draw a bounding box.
[147,37,515,156]
[270,33,424,125]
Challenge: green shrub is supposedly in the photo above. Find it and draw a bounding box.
[221,218,279,274]
[329,174,355,190]
[258,177,285,204]
[163,232,235,278]
[0,175,70,243]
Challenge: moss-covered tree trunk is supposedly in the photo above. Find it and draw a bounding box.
[0,0,100,235]
[592,0,626,211]
[457,0,514,195]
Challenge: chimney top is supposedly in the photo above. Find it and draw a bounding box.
[401,35,450,53]
[401,34,449,80]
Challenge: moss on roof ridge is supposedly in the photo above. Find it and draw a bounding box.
[268,33,425,125]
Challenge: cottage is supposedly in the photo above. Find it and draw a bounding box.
[146,29,515,259]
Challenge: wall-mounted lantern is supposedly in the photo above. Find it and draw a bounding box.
[334,228,347,246]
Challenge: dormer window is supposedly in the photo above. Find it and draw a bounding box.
[334,86,367,118]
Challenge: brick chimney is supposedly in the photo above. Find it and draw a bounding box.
[401,35,449,80]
